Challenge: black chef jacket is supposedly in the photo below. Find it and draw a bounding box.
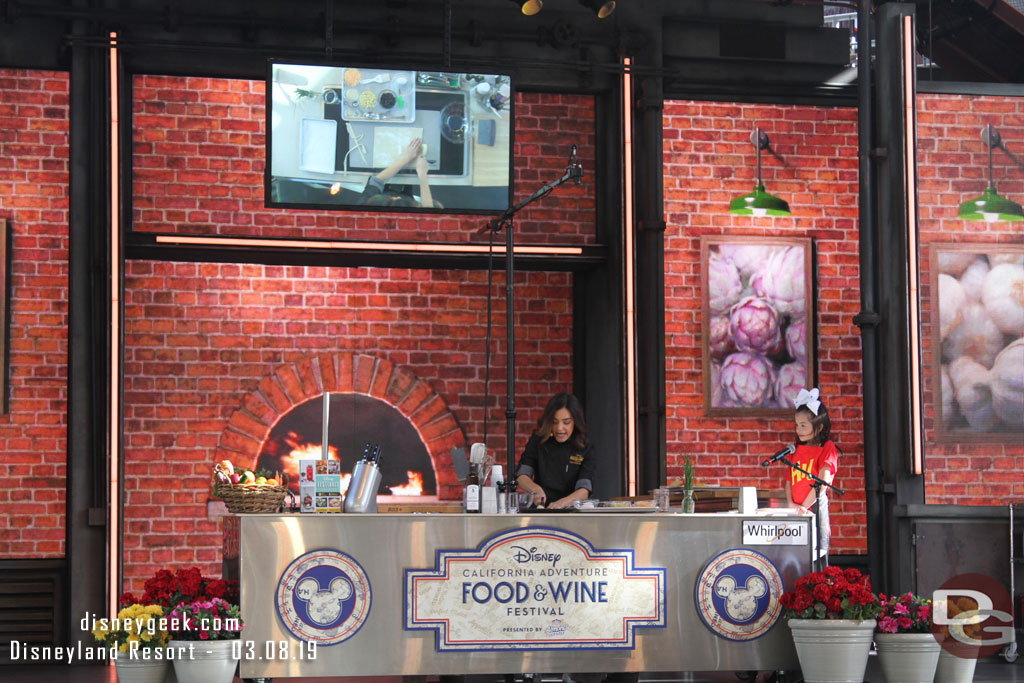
[515,434,594,503]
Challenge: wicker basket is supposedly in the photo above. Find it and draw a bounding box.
[217,483,288,514]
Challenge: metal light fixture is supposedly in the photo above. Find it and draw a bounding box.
[729,127,791,217]
[958,125,1024,222]
[579,0,616,19]
[511,0,543,15]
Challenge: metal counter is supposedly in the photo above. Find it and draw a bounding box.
[226,511,812,678]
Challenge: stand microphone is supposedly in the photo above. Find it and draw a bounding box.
[761,444,796,467]
[567,144,583,184]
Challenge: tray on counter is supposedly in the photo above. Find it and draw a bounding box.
[334,68,417,124]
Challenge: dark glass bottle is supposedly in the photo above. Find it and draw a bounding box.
[464,468,480,513]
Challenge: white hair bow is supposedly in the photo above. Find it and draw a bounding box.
[794,388,821,415]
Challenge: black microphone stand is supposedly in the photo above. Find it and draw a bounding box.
[480,156,580,510]
[773,454,845,567]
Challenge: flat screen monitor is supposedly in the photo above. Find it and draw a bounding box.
[267,61,513,215]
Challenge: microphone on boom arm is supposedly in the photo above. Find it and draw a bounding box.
[567,145,583,184]
[761,444,796,467]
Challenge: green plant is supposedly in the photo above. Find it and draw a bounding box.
[683,456,696,491]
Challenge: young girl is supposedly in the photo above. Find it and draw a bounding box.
[785,388,840,564]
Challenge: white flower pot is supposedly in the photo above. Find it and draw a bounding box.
[874,632,941,683]
[934,647,979,683]
[114,655,169,683]
[168,639,237,683]
[788,618,877,683]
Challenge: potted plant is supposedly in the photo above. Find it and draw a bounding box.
[166,597,244,683]
[874,592,940,683]
[779,565,880,683]
[932,594,983,683]
[121,567,243,683]
[682,456,696,513]
[90,603,170,683]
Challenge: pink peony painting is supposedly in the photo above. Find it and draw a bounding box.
[701,236,815,413]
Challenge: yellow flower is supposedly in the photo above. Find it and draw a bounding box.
[118,643,129,653]
[91,625,108,641]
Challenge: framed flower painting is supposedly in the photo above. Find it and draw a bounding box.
[930,243,1024,441]
[701,235,815,415]
[0,219,7,414]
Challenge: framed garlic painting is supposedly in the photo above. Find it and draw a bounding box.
[701,236,815,416]
[931,243,1024,440]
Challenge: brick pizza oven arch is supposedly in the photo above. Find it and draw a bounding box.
[215,352,466,499]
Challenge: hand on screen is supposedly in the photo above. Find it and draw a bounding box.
[415,155,429,179]
[399,138,422,166]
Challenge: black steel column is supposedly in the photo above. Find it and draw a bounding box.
[634,73,667,495]
[853,0,887,594]
[871,2,927,594]
[66,6,113,650]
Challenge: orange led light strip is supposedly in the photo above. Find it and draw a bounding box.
[108,31,121,627]
[903,14,924,476]
[623,57,638,497]
[154,235,584,255]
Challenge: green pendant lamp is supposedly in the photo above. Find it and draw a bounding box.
[729,127,791,217]
[958,125,1024,222]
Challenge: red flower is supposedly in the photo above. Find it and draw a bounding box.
[780,567,881,622]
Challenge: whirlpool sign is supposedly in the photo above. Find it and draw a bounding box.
[404,526,666,651]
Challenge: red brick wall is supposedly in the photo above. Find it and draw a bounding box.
[132,76,596,244]
[0,69,70,559]
[121,262,573,589]
[663,101,866,553]
[917,93,1024,504]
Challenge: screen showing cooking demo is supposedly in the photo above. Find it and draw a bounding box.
[267,61,513,215]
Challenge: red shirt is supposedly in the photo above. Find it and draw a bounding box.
[789,440,840,503]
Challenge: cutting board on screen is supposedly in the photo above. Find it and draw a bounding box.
[372,127,424,167]
[346,111,441,172]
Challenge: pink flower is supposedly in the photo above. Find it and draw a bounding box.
[729,296,782,355]
[878,616,898,633]
[708,253,743,315]
[751,246,806,316]
[720,352,777,407]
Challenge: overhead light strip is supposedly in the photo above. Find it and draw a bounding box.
[903,14,924,476]
[623,56,638,498]
[108,30,121,630]
[153,235,584,256]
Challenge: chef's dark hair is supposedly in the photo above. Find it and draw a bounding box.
[534,392,587,451]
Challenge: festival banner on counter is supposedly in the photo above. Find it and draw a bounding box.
[404,526,666,651]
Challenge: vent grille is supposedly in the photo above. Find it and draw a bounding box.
[0,561,66,663]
